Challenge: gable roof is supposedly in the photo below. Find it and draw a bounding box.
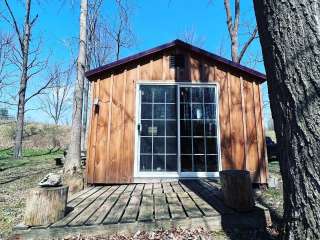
[85,39,266,83]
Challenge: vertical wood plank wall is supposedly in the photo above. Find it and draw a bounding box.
[87,49,267,184]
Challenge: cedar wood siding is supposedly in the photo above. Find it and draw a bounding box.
[87,48,268,184]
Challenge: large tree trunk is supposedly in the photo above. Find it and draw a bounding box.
[64,0,87,175]
[81,77,89,152]
[14,0,32,159]
[253,1,320,239]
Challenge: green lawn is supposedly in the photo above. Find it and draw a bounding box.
[0,148,63,238]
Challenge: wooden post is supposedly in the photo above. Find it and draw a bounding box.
[220,170,254,212]
[24,186,68,226]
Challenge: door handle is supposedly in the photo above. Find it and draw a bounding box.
[137,123,141,135]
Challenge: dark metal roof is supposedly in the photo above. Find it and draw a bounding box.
[85,39,266,83]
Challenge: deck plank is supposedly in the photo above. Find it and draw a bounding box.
[193,181,234,214]
[68,187,103,208]
[68,186,116,226]
[131,184,144,196]
[120,195,141,223]
[188,194,219,217]
[143,183,153,195]
[103,185,136,224]
[68,186,94,202]
[171,182,185,193]
[138,195,154,221]
[153,183,162,195]
[103,194,131,224]
[123,184,136,195]
[154,195,170,220]
[178,182,194,193]
[52,187,108,227]
[162,182,173,193]
[85,185,127,225]
[166,193,186,219]
[177,192,203,218]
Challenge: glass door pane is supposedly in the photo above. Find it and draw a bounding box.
[139,85,177,172]
[180,86,218,172]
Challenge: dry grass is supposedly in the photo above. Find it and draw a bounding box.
[0,121,70,149]
[0,148,63,238]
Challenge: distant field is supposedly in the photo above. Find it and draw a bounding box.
[0,148,63,238]
[0,121,70,149]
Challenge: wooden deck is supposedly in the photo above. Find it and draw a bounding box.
[13,180,271,239]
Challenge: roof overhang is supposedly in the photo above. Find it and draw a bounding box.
[85,39,266,83]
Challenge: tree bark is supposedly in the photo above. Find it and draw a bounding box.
[253,1,320,239]
[24,186,68,226]
[81,75,89,152]
[14,0,32,158]
[64,0,87,174]
[220,170,254,212]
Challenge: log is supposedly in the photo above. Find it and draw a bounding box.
[55,157,63,166]
[24,186,68,226]
[219,170,254,212]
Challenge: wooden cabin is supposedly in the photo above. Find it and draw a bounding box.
[85,39,268,185]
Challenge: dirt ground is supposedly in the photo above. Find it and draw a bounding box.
[0,149,282,240]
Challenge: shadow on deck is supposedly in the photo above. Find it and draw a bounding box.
[13,180,271,239]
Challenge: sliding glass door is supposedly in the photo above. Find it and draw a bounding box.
[137,84,219,177]
[179,86,219,175]
[139,85,178,172]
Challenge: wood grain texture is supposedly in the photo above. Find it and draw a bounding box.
[254,83,267,183]
[244,80,259,182]
[24,186,69,226]
[220,170,254,212]
[215,66,232,170]
[94,78,110,183]
[86,47,267,184]
[229,73,245,169]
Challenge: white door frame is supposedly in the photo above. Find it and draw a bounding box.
[134,81,222,179]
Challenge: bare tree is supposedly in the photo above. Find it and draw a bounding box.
[254,1,320,239]
[0,33,13,94]
[3,0,52,158]
[40,66,72,125]
[178,26,206,47]
[81,0,112,151]
[64,0,87,178]
[108,0,135,60]
[86,0,112,69]
[221,0,258,63]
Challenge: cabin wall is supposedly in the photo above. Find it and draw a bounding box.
[87,49,267,184]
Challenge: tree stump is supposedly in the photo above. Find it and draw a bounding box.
[219,170,254,212]
[24,186,68,226]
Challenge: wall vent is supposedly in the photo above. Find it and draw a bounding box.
[169,54,185,69]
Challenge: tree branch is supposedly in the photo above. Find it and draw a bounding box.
[3,0,23,48]
[25,74,54,103]
[224,0,234,38]
[233,0,240,34]
[238,27,258,62]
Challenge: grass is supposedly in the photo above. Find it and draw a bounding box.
[0,147,63,238]
[268,161,281,176]
[256,161,283,235]
[0,148,62,170]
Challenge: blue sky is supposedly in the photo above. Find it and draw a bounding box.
[0,0,270,124]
